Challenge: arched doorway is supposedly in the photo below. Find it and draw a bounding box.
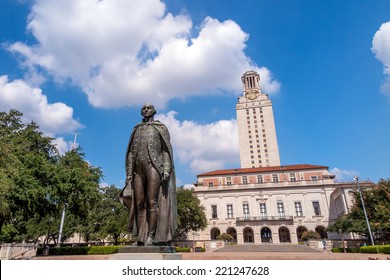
[260,227,272,243]
[226,227,237,243]
[296,226,308,242]
[278,226,291,243]
[243,227,254,243]
[315,226,328,239]
[210,228,220,240]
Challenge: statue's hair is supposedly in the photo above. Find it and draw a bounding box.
[141,103,156,116]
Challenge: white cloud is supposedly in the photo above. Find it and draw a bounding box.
[0,75,82,137]
[8,0,280,109]
[372,21,390,96]
[156,111,239,174]
[330,167,358,182]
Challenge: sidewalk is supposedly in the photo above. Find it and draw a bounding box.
[33,251,389,260]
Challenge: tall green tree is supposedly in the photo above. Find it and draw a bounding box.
[94,185,128,244]
[0,110,59,242]
[328,179,390,241]
[0,109,103,244]
[174,187,207,239]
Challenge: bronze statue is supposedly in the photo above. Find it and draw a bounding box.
[120,104,177,246]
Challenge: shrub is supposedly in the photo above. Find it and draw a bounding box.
[37,246,121,256]
[216,233,234,241]
[87,246,121,254]
[300,230,321,241]
[175,247,191,253]
[360,245,390,254]
[331,247,360,253]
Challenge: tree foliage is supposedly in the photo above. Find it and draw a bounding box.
[0,109,103,243]
[301,230,321,241]
[327,179,390,241]
[0,109,210,245]
[217,233,234,241]
[174,187,207,239]
[79,185,129,244]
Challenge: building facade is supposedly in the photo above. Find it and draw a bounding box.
[191,70,369,245]
[236,71,280,168]
[193,164,369,244]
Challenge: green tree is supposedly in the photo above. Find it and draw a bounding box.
[53,148,103,245]
[300,230,321,241]
[0,109,103,244]
[174,187,207,239]
[217,233,233,241]
[0,110,59,242]
[80,185,128,244]
[327,179,390,241]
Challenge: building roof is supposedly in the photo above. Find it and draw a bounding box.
[197,164,329,177]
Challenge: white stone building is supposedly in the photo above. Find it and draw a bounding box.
[193,164,370,244]
[191,70,370,245]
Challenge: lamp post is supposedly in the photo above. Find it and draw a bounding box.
[353,176,375,245]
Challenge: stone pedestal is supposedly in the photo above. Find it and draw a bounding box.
[109,246,182,260]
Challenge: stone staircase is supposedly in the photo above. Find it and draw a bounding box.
[214,244,321,253]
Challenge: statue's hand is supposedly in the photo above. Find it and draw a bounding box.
[162,171,169,182]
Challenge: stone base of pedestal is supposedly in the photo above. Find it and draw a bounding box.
[109,246,182,260]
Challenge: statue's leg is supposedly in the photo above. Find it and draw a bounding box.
[145,167,161,245]
[133,173,146,245]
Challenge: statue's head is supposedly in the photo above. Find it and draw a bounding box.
[141,103,156,117]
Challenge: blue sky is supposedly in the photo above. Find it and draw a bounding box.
[1,0,390,188]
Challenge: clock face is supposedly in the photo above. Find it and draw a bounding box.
[246,90,258,100]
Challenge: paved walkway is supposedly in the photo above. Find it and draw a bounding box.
[33,245,390,260]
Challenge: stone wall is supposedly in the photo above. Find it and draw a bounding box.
[0,243,37,260]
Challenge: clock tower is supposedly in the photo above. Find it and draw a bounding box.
[236,71,281,168]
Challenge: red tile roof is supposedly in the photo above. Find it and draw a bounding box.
[197,164,329,177]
